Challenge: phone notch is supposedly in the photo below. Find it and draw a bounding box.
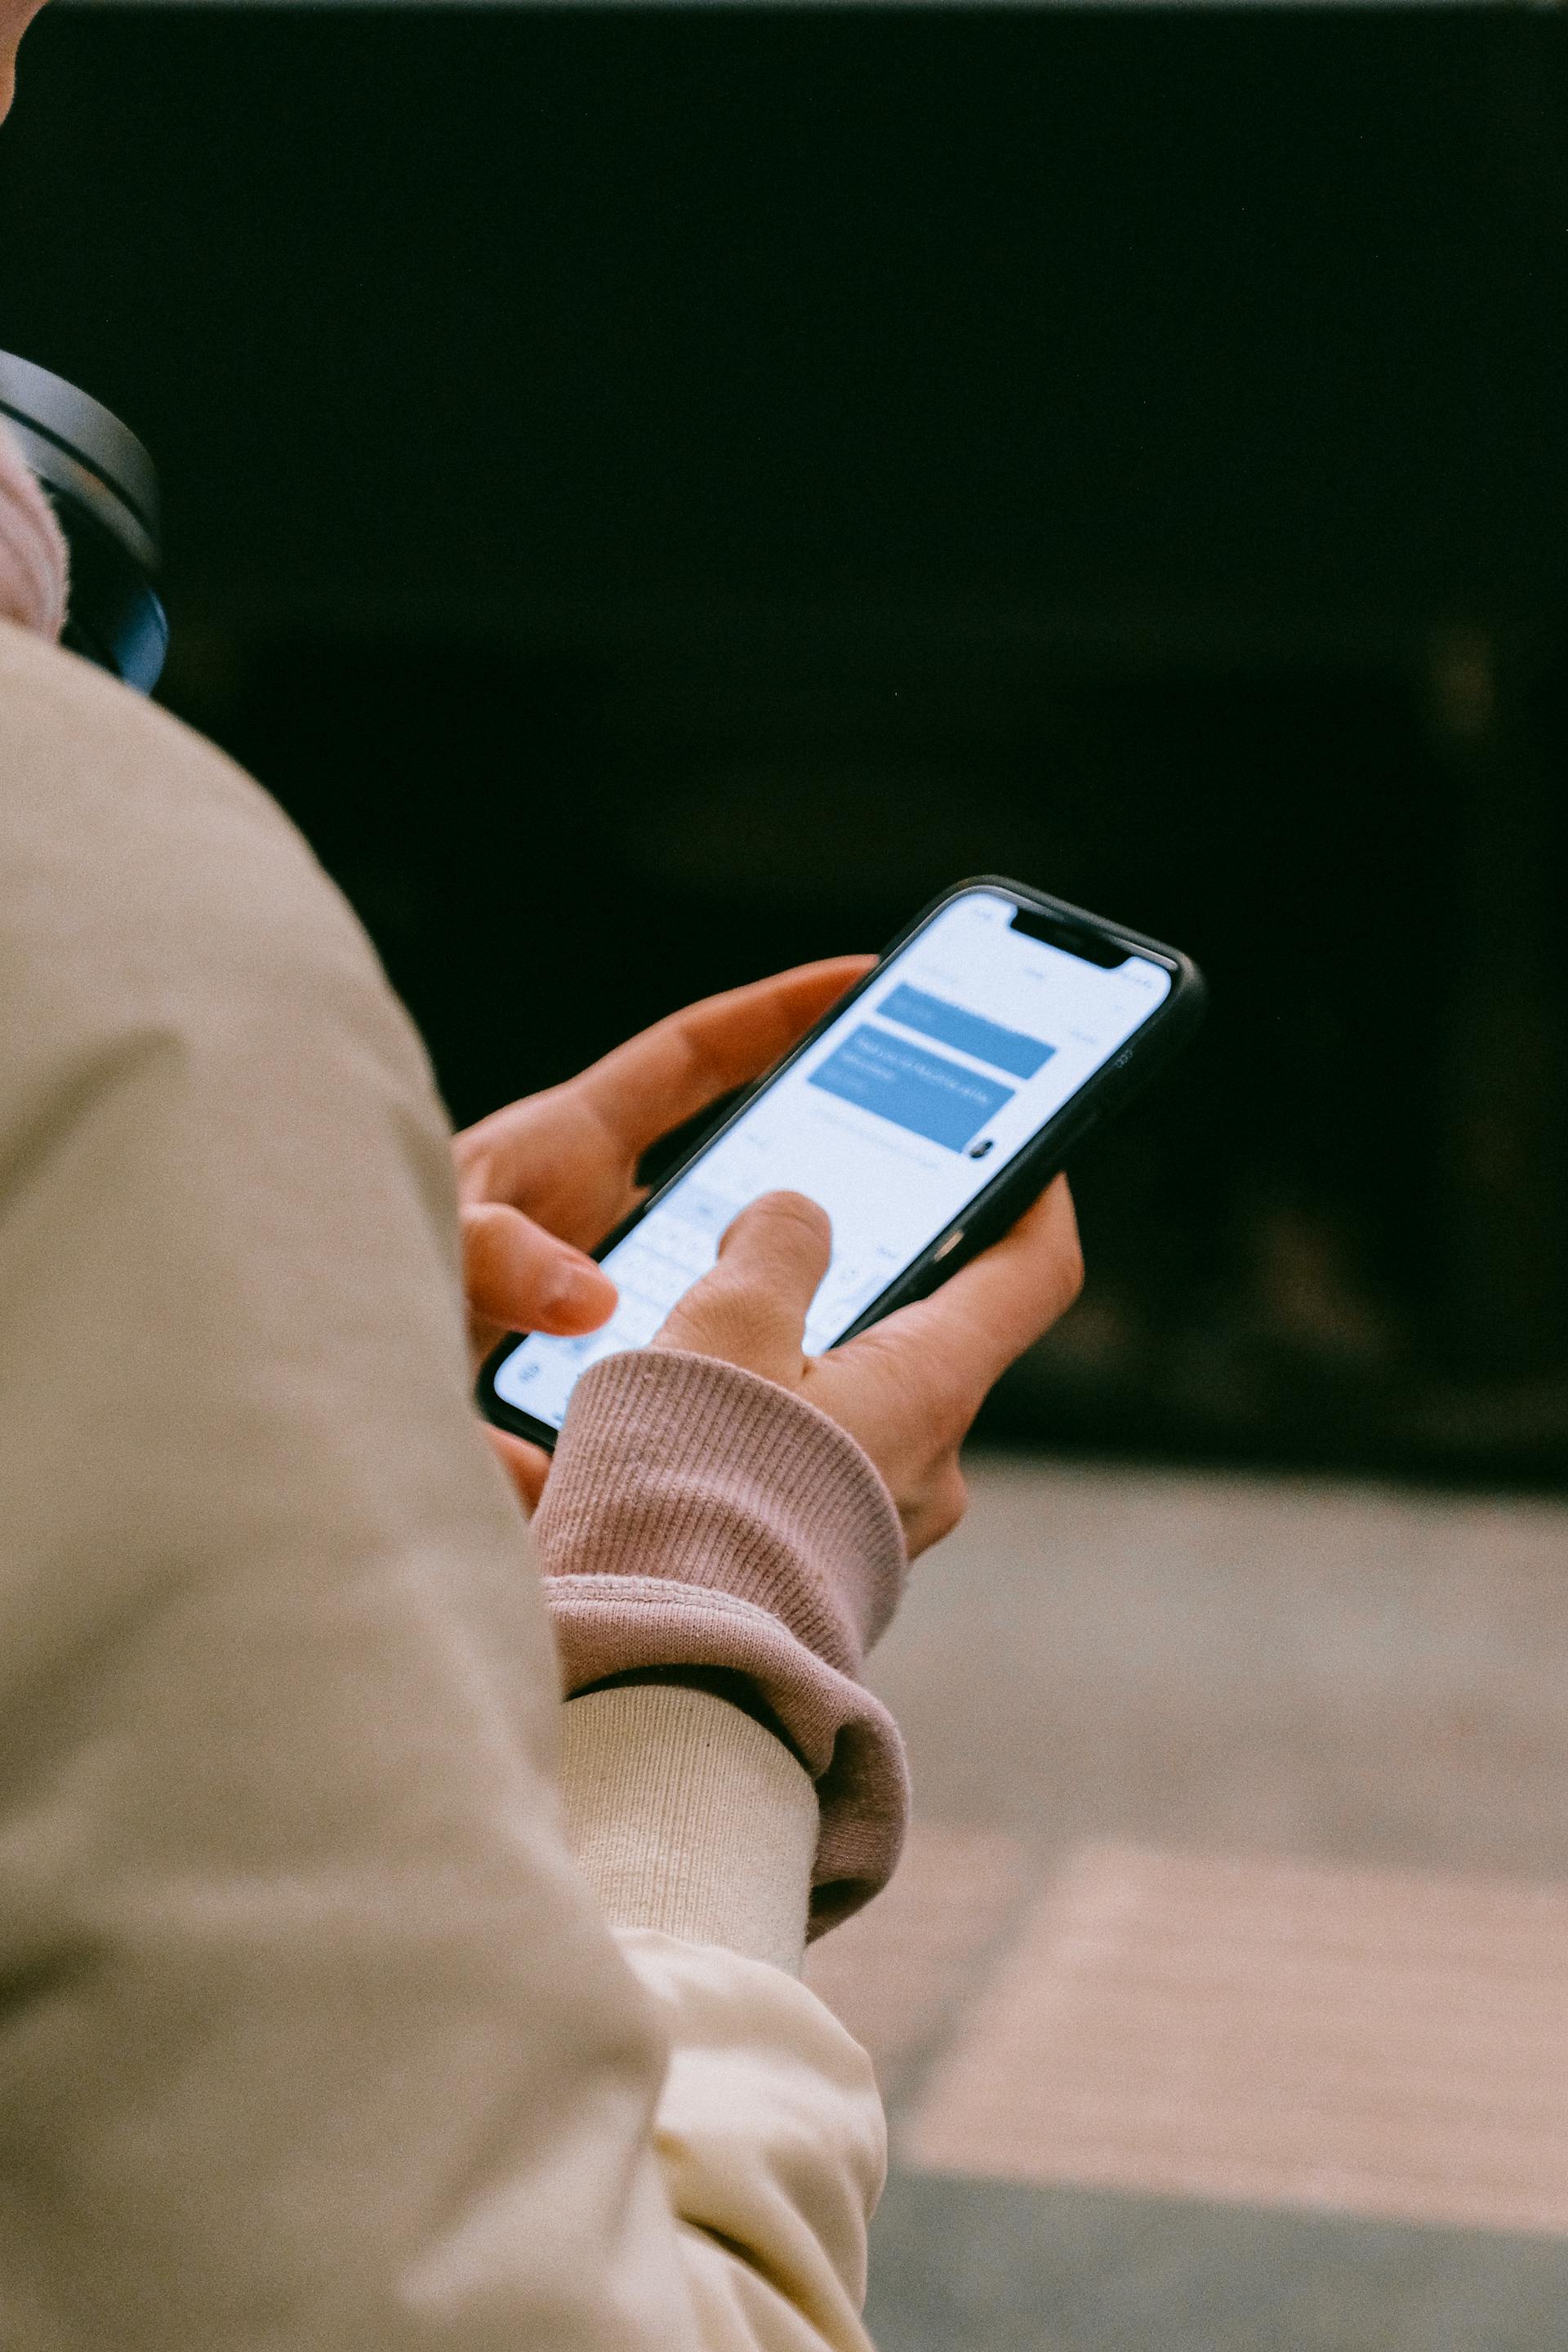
[1008,903,1129,970]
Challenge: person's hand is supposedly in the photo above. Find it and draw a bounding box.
[653,1181,1084,1558]
[454,956,874,1505]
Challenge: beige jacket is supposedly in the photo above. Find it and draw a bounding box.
[0,618,884,2349]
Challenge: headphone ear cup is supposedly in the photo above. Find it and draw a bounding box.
[0,350,167,694]
[55,494,169,693]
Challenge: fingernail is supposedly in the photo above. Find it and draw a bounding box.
[544,1254,615,1323]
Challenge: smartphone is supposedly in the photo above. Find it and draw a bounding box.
[479,877,1204,1450]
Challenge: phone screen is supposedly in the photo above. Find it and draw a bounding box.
[491,887,1170,1432]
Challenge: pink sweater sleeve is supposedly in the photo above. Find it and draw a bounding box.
[532,1347,911,1935]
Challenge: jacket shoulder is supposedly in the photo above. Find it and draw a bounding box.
[0,621,311,885]
[0,621,391,1004]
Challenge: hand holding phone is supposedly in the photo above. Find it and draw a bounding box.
[647,1174,1084,1555]
[455,954,876,1366]
[480,878,1205,1459]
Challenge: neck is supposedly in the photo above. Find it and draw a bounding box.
[0,420,67,639]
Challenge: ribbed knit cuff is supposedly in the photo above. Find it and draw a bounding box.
[534,1348,911,1936]
[561,1684,817,1975]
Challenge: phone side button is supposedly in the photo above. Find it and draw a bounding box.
[932,1227,966,1262]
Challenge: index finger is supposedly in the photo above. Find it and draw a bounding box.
[867,1175,1085,1400]
[573,955,874,1156]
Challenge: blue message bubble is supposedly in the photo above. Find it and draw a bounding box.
[878,984,1055,1080]
[808,1024,1014,1151]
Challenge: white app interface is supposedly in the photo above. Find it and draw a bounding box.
[493,890,1170,1430]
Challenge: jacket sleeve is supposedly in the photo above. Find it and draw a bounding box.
[0,624,881,2351]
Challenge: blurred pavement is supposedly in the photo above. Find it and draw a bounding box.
[804,1458,1568,2350]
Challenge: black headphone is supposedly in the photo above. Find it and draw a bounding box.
[0,349,167,693]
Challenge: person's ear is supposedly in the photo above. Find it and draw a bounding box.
[0,0,49,122]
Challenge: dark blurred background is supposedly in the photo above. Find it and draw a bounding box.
[5,2,1567,1482]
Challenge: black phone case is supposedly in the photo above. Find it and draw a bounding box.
[479,875,1205,1450]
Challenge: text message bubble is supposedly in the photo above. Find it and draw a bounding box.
[879,983,1056,1080]
[808,1025,1014,1151]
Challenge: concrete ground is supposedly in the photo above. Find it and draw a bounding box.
[802,1457,1568,2350]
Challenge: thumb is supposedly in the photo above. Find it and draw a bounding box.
[654,1191,832,1384]
[461,1201,617,1336]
